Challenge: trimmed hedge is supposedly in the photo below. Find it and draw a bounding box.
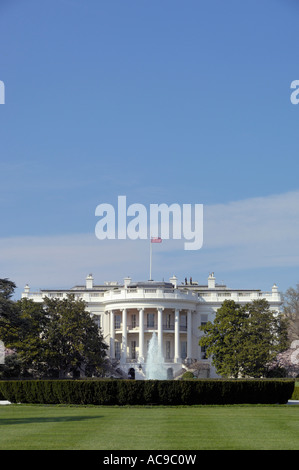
[0,379,295,405]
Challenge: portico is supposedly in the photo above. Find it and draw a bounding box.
[106,304,195,366]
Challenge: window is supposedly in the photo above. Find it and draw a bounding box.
[165,314,172,329]
[180,314,187,330]
[181,341,187,359]
[115,342,121,360]
[115,314,121,329]
[131,314,137,328]
[93,315,101,329]
[147,313,155,328]
[166,341,171,359]
[131,341,137,360]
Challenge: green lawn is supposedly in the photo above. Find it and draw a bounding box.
[1,404,299,450]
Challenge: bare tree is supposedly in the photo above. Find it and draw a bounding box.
[282,285,299,343]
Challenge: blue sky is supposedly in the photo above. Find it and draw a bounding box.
[1,0,299,296]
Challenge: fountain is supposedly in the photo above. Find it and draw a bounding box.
[145,332,167,380]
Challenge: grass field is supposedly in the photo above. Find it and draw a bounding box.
[1,404,299,450]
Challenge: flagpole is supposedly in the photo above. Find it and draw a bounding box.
[149,237,162,280]
[149,238,152,280]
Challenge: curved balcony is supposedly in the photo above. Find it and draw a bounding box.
[103,284,198,313]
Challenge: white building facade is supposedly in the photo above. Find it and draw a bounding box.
[22,273,282,379]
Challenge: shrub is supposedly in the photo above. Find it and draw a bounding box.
[0,378,295,405]
[181,372,195,380]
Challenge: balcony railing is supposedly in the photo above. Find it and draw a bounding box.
[126,357,175,364]
[198,291,281,302]
[103,287,197,302]
[114,323,188,332]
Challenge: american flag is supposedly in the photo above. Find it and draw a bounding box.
[151,237,162,243]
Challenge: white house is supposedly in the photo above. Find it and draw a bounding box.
[22,273,282,379]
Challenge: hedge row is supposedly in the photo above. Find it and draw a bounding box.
[0,379,295,405]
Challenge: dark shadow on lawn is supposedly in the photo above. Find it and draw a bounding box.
[0,415,103,425]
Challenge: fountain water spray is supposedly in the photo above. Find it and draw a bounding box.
[145,332,167,380]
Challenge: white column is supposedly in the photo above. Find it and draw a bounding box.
[157,307,164,359]
[139,308,144,362]
[187,309,192,361]
[121,308,127,364]
[174,308,181,363]
[110,310,115,359]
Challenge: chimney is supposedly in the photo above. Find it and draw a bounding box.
[169,275,178,288]
[86,274,94,289]
[124,276,131,288]
[23,284,30,298]
[272,283,278,293]
[208,272,216,289]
